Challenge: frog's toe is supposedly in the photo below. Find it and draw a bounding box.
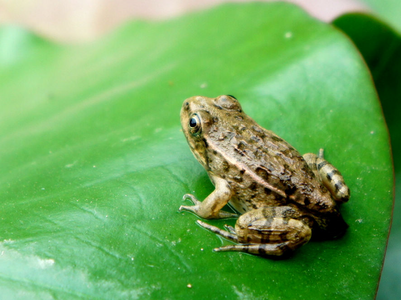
[182,193,201,205]
[179,204,197,213]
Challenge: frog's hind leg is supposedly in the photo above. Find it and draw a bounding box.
[303,148,350,203]
[224,208,312,256]
[198,206,313,257]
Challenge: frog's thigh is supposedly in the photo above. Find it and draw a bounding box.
[303,149,350,203]
[217,206,312,256]
[180,175,236,219]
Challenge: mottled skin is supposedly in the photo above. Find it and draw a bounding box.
[179,95,350,257]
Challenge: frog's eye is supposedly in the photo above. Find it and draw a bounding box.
[189,113,201,135]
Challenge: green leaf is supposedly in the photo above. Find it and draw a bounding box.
[359,0,401,33]
[333,13,401,299]
[0,3,393,299]
[333,13,401,167]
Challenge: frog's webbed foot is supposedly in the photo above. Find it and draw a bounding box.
[179,175,237,219]
[303,148,350,203]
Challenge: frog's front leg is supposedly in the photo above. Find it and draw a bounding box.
[303,148,350,203]
[179,174,237,219]
[197,206,312,257]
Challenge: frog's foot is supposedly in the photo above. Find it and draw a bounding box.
[179,193,201,214]
[214,242,293,257]
[182,193,201,205]
[196,220,238,242]
[180,202,238,219]
[179,189,238,219]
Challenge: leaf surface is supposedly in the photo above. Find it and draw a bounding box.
[0,3,393,299]
[334,12,401,299]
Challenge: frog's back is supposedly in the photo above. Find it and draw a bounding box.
[206,113,337,216]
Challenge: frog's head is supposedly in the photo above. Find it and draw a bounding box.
[180,95,242,169]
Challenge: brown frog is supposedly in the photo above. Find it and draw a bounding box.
[179,95,350,257]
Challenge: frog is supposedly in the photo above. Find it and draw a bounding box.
[179,95,350,257]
